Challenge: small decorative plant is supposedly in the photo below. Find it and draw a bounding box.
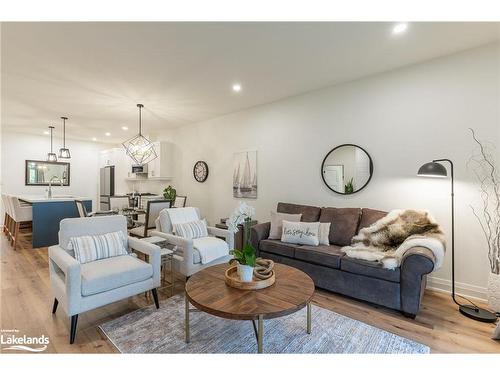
[345,178,354,194]
[163,185,177,202]
[227,202,257,281]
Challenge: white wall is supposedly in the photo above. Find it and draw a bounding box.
[1,131,109,219]
[169,43,499,299]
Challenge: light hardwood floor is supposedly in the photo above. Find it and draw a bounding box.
[1,232,499,353]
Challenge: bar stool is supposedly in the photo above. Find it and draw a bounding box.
[8,196,33,249]
[1,194,12,239]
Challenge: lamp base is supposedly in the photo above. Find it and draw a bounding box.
[459,305,498,323]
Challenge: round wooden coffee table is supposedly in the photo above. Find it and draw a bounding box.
[184,263,315,353]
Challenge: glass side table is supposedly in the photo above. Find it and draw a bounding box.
[141,236,175,296]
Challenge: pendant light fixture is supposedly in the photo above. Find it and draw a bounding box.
[47,126,57,162]
[59,116,71,159]
[122,104,157,165]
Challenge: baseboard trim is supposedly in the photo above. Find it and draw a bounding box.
[426,276,488,302]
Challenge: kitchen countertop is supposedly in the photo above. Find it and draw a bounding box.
[17,195,92,203]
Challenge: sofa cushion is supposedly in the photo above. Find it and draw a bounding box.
[358,208,387,231]
[294,244,344,269]
[340,257,400,282]
[319,207,361,246]
[269,211,302,239]
[81,255,153,296]
[277,202,321,222]
[259,239,300,258]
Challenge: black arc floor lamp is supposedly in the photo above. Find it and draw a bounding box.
[418,159,497,323]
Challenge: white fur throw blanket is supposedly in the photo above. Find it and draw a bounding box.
[342,209,446,270]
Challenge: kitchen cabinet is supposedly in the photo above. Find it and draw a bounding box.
[99,142,172,190]
[148,142,173,180]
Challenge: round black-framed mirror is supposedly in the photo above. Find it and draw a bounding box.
[321,144,373,195]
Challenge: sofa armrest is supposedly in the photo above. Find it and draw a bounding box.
[48,245,81,312]
[250,222,270,253]
[148,230,195,276]
[207,226,234,250]
[128,236,162,288]
[401,246,436,267]
[400,246,436,316]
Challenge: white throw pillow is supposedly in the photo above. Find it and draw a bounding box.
[269,211,302,239]
[173,219,208,240]
[281,220,320,246]
[319,222,331,246]
[70,231,128,264]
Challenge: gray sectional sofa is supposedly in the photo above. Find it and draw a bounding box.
[250,202,437,318]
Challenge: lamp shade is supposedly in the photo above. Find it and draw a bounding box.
[417,162,447,177]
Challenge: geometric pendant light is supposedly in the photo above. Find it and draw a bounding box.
[47,126,58,162]
[122,104,157,165]
[58,116,71,159]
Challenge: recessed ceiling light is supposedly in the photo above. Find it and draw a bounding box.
[121,126,128,131]
[105,132,111,136]
[392,23,408,35]
[43,130,50,135]
[92,137,97,141]
[232,83,242,92]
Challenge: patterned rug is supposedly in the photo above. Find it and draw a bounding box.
[99,294,429,354]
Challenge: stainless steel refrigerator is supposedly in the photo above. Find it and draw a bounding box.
[99,166,115,210]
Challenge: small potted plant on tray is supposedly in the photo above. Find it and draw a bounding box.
[227,202,257,282]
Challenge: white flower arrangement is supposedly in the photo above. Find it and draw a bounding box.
[227,201,256,234]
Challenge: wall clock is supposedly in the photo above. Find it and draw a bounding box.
[193,161,209,183]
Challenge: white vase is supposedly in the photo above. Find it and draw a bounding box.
[238,264,254,282]
[487,272,500,313]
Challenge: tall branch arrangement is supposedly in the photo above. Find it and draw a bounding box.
[468,128,500,274]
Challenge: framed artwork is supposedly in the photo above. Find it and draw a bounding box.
[233,151,257,199]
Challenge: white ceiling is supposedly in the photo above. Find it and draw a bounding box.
[2,22,499,143]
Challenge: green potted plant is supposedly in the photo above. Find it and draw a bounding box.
[227,202,257,282]
[163,185,176,202]
[345,178,354,194]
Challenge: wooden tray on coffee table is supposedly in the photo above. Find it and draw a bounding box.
[224,265,275,290]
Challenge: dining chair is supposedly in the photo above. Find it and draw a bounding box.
[74,200,89,217]
[129,200,171,238]
[8,196,33,249]
[109,196,131,211]
[75,200,116,218]
[2,194,12,239]
[173,195,187,208]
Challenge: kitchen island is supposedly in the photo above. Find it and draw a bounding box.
[18,195,92,248]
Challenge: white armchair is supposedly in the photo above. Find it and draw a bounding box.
[48,215,161,344]
[149,208,234,277]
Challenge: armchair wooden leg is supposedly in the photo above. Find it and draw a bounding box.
[152,288,159,309]
[52,298,58,314]
[12,222,20,249]
[70,315,79,344]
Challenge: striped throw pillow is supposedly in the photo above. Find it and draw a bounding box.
[70,231,128,264]
[173,219,208,240]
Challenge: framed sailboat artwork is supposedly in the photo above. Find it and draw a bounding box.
[233,150,257,199]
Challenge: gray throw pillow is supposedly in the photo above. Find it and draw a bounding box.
[269,211,302,239]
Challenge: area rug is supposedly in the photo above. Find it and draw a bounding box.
[99,294,429,354]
